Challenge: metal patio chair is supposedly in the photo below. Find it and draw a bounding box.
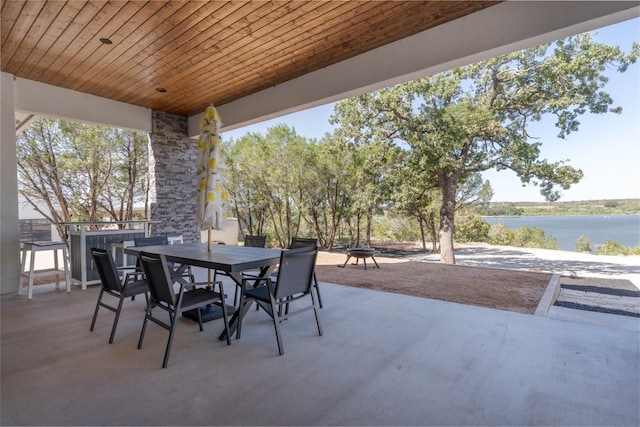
[287,237,323,309]
[90,247,149,344]
[134,235,194,284]
[137,251,231,368]
[236,246,323,355]
[215,234,268,305]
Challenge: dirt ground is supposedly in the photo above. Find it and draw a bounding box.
[315,249,552,315]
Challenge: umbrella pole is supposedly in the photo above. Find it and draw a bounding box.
[207,229,212,282]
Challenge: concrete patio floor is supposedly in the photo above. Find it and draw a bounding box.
[2,270,639,426]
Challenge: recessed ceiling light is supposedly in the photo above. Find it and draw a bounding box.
[155,87,167,93]
[99,38,112,45]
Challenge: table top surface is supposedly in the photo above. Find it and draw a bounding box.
[125,243,282,273]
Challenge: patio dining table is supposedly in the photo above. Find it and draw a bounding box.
[124,242,281,330]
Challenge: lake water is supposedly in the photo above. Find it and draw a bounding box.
[482,214,640,251]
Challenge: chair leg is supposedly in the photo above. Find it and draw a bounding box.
[235,297,254,340]
[313,274,324,309]
[196,307,204,332]
[108,296,126,343]
[233,283,241,307]
[218,282,231,345]
[270,297,285,355]
[137,311,150,350]
[311,287,324,336]
[163,312,178,368]
[90,289,104,331]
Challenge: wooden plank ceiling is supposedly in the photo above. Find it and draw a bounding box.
[1,1,499,117]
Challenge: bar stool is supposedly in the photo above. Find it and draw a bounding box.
[167,233,183,245]
[19,242,71,299]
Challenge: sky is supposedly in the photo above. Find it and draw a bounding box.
[225,18,640,203]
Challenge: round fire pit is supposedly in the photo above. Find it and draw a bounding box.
[338,247,380,270]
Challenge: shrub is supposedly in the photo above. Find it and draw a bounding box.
[511,226,559,250]
[596,240,629,255]
[574,235,593,253]
[488,223,513,246]
[454,215,490,243]
[372,215,421,242]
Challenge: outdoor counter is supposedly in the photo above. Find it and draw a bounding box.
[58,220,159,289]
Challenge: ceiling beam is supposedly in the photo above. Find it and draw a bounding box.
[13,77,152,133]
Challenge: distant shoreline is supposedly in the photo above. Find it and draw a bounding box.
[481,212,640,217]
[477,199,640,218]
[480,214,639,251]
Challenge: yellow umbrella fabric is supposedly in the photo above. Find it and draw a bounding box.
[196,105,229,231]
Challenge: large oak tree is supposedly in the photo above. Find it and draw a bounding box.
[331,33,638,263]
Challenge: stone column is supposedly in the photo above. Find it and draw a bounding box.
[148,111,200,242]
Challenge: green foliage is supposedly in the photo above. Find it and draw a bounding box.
[223,125,316,248]
[372,214,422,243]
[473,199,640,216]
[224,125,396,249]
[17,118,149,239]
[596,241,640,256]
[225,34,637,258]
[487,223,561,249]
[475,203,524,216]
[511,227,559,250]
[330,32,636,263]
[488,223,513,245]
[574,235,593,253]
[454,215,490,243]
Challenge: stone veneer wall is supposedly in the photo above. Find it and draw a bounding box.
[148,111,200,242]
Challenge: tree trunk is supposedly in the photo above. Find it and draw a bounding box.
[365,211,372,247]
[439,173,458,264]
[418,216,427,251]
[426,212,438,253]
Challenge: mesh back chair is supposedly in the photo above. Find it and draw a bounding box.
[90,247,149,343]
[137,251,231,368]
[134,235,194,284]
[289,237,318,249]
[288,237,323,308]
[215,235,267,305]
[236,246,322,355]
[244,235,267,248]
[134,235,168,247]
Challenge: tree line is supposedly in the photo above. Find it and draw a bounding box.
[476,199,640,216]
[17,118,149,240]
[225,33,636,262]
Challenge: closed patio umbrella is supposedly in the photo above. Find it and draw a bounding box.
[194,105,233,321]
[196,105,229,249]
